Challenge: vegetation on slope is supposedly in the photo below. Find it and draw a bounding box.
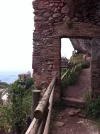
[0,81,9,89]
[0,78,33,134]
[70,54,84,64]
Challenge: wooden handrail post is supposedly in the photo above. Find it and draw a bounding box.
[34,75,57,119]
[31,90,41,119]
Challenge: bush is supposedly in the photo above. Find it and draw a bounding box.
[24,78,33,89]
[74,65,82,76]
[81,61,90,69]
[0,80,32,134]
[0,81,9,88]
[61,77,68,89]
[85,97,100,119]
[61,64,82,89]
[61,68,67,77]
[66,71,78,85]
[70,54,84,64]
[0,103,13,133]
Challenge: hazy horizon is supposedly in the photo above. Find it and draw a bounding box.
[0,0,74,73]
[0,69,33,84]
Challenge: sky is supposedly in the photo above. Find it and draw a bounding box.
[0,0,74,72]
[61,38,74,59]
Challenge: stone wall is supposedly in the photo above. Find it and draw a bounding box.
[91,36,100,99]
[32,0,100,98]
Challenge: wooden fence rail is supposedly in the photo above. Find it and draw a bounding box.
[25,74,57,134]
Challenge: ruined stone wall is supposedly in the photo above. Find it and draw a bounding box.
[91,36,100,99]
[33,0,100,27]
[32,0,100,98]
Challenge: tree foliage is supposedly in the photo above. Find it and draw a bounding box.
[0,78,33,134]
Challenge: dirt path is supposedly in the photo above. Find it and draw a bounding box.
[51,108,100,134]
[50,68,98,134]
[64,68,91,99]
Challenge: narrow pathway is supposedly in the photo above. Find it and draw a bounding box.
[51,107,100,134]
[64,68,91,99]
[51,68,98,134]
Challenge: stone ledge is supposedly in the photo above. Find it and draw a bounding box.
[61,97,86,108]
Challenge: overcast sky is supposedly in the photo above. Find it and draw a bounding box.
[0,0,73,72]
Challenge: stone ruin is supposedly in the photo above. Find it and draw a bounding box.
[32,0,100,99]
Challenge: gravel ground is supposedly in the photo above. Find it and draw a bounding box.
[51,68,100,134]
[51,107,100,134]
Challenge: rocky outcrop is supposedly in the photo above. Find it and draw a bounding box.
[70,39,91,55]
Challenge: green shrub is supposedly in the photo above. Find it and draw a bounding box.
[61,68,67,77]
[61,64,82,89]
[81,61,90,69]
[0,103,13,132]
[85,97,100,119]
[61,77,67,89]
[0,81,9,88]
[75,65,82,74]
[0,80,32,134]
[70,54,84,64]
[66,71,78,85]
[24,78,33,89]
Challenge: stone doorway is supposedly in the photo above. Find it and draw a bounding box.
[33,0,100,100]
[60,38,91,102]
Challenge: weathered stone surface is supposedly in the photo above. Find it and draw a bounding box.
[70,39,91,55]
[54,121,64,127]
[78,113,86,118]
[63,16,70,21]
[48,17,53,21]
[32,0,100,100]
[43,12,51,18]
[61,5,69,14]
[68,109,81,116]
[53,13,61,18]
[72,17,78,22]
[91,35,100,98]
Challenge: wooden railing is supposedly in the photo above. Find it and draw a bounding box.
[25,74,57,134]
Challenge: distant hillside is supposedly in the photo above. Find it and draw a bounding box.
[0,81,9,89]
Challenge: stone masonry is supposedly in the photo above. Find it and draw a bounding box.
[32,0,100,99]
[91,36,100,99]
